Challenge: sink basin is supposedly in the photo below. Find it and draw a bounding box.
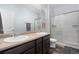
[4,35,30,42]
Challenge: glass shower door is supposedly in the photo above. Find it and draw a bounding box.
[62,12,79,46]
[51,12,79,48]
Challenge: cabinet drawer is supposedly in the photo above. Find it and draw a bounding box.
[23,48,35,54]
[3,41,35,54]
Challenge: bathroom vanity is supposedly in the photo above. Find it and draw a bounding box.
[0,32,50,54]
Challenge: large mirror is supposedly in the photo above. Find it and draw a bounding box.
[0,4,48,36]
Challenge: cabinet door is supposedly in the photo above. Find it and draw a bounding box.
[43,35,50,54]
[23,48,35,54]
[35,38,42,54]
[3,41,35,54]
[36,43,42,54]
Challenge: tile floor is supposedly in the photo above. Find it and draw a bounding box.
[49,45,79,54]
[49,45,64,54]
[64,46,79,54]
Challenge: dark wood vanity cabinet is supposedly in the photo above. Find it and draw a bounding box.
[1,35,50,54]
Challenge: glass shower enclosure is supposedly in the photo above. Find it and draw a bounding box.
[51,11,79,53]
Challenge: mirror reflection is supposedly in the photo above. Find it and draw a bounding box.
[0,4,47,36]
